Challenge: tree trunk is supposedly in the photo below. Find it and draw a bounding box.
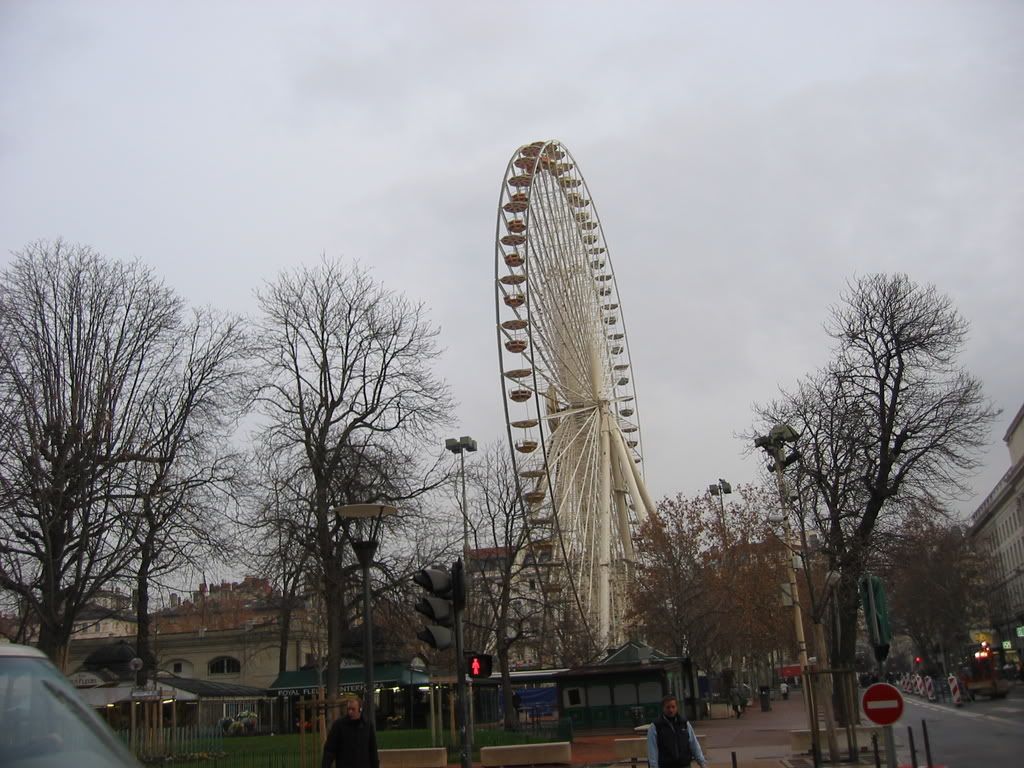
[37,620,69,671]
[835,577,860,669]
[498,642,516,730]
[325,569,343,704]
[278,601,293,673]
[136,524,157,686]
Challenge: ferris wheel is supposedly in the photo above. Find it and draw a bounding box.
[494,139,656,650]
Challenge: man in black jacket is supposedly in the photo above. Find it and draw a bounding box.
[647,694,707,768]
[323,697,379,768]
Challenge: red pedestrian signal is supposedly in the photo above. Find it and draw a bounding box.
[466,653,493,678]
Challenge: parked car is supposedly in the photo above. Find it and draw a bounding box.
[0,642,140,767]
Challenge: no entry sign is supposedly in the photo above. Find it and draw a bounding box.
[861,682,904,725]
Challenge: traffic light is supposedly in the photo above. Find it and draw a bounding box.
[467,653,493,678]
[414,566,456,650]
[859,574,892,662]
[413,561,466,650]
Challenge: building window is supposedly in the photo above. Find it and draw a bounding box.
[173,662,182,674]
[208,656,241,675]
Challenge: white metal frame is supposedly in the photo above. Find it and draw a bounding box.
[494,140,653,651]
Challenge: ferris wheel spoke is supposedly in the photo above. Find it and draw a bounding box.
[526,268,594,396]
[528,179,599,377]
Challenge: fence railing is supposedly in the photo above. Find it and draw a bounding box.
[116,725,224,761]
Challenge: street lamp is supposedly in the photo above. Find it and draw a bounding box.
[444,435,476,755]
[336,503,398,730]
[445,436,477,555]
[754,425,821,760]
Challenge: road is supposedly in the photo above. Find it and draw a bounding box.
[896,684,1024,768]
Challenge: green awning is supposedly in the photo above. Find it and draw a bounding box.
[268,664,430,697]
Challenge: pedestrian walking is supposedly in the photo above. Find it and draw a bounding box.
[322,697,379,768]
[647,694,707,768]
[780,681,789,701]
[729,687,744,718]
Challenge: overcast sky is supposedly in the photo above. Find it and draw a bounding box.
[2,1,1021,526]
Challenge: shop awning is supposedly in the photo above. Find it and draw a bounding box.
[268,664,430,697]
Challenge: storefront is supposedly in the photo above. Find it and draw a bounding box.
[268,663,432,730]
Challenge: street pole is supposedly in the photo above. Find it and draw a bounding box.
[460,448,468,555]
[453,558,472,768]
[457,446,475,737]
[352,539,378,730]
[336,503,398,733]
[770,450,821,767]
[446,436,477,741]
[865,583,897,768]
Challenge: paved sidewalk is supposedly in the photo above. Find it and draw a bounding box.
[566,691,813,767]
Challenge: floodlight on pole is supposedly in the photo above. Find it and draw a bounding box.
[336,503,398,730]
[708,478,731,520]
[445,436,477,555]
[754,425,818,761]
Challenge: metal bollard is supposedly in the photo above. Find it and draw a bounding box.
[922,719,934,768]
[907,725,918,768]
[731,751,738,768]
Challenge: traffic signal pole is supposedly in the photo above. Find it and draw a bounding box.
[452,559,471,768]
[864,578,897,768]
[414,558,471,768]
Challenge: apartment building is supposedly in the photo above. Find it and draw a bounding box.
[970,401,1024,659]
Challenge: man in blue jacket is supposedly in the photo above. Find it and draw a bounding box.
[647,694,707,768]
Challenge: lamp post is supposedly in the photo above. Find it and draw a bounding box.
[336,503,398,730]
[445,436,477,555]
[754,425,821,763]
[444,435,476,751]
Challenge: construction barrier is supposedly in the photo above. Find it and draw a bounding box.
[947,674,962,707]
[925,676,935,702]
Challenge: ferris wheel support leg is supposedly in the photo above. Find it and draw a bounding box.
[597,410,613,646]
[609,450,635,562]
[613,428,656,520]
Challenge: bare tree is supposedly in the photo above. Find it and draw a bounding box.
[247,451,317,676]
[126,308,251,681]
[462,444,545,728]
[0,241,181,666]
[755,273,998,668]
[252,258,452,697]
[883,507,987,672]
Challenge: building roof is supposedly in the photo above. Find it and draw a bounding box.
[1004,401,1024,443]
[554,660,672,680]
[600,640,674,665]
[158,675,269,698]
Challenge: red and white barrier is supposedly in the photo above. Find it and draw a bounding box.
[948,674,962,706]
[925,676,935,701]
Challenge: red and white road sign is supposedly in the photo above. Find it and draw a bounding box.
[862,682,904,725]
